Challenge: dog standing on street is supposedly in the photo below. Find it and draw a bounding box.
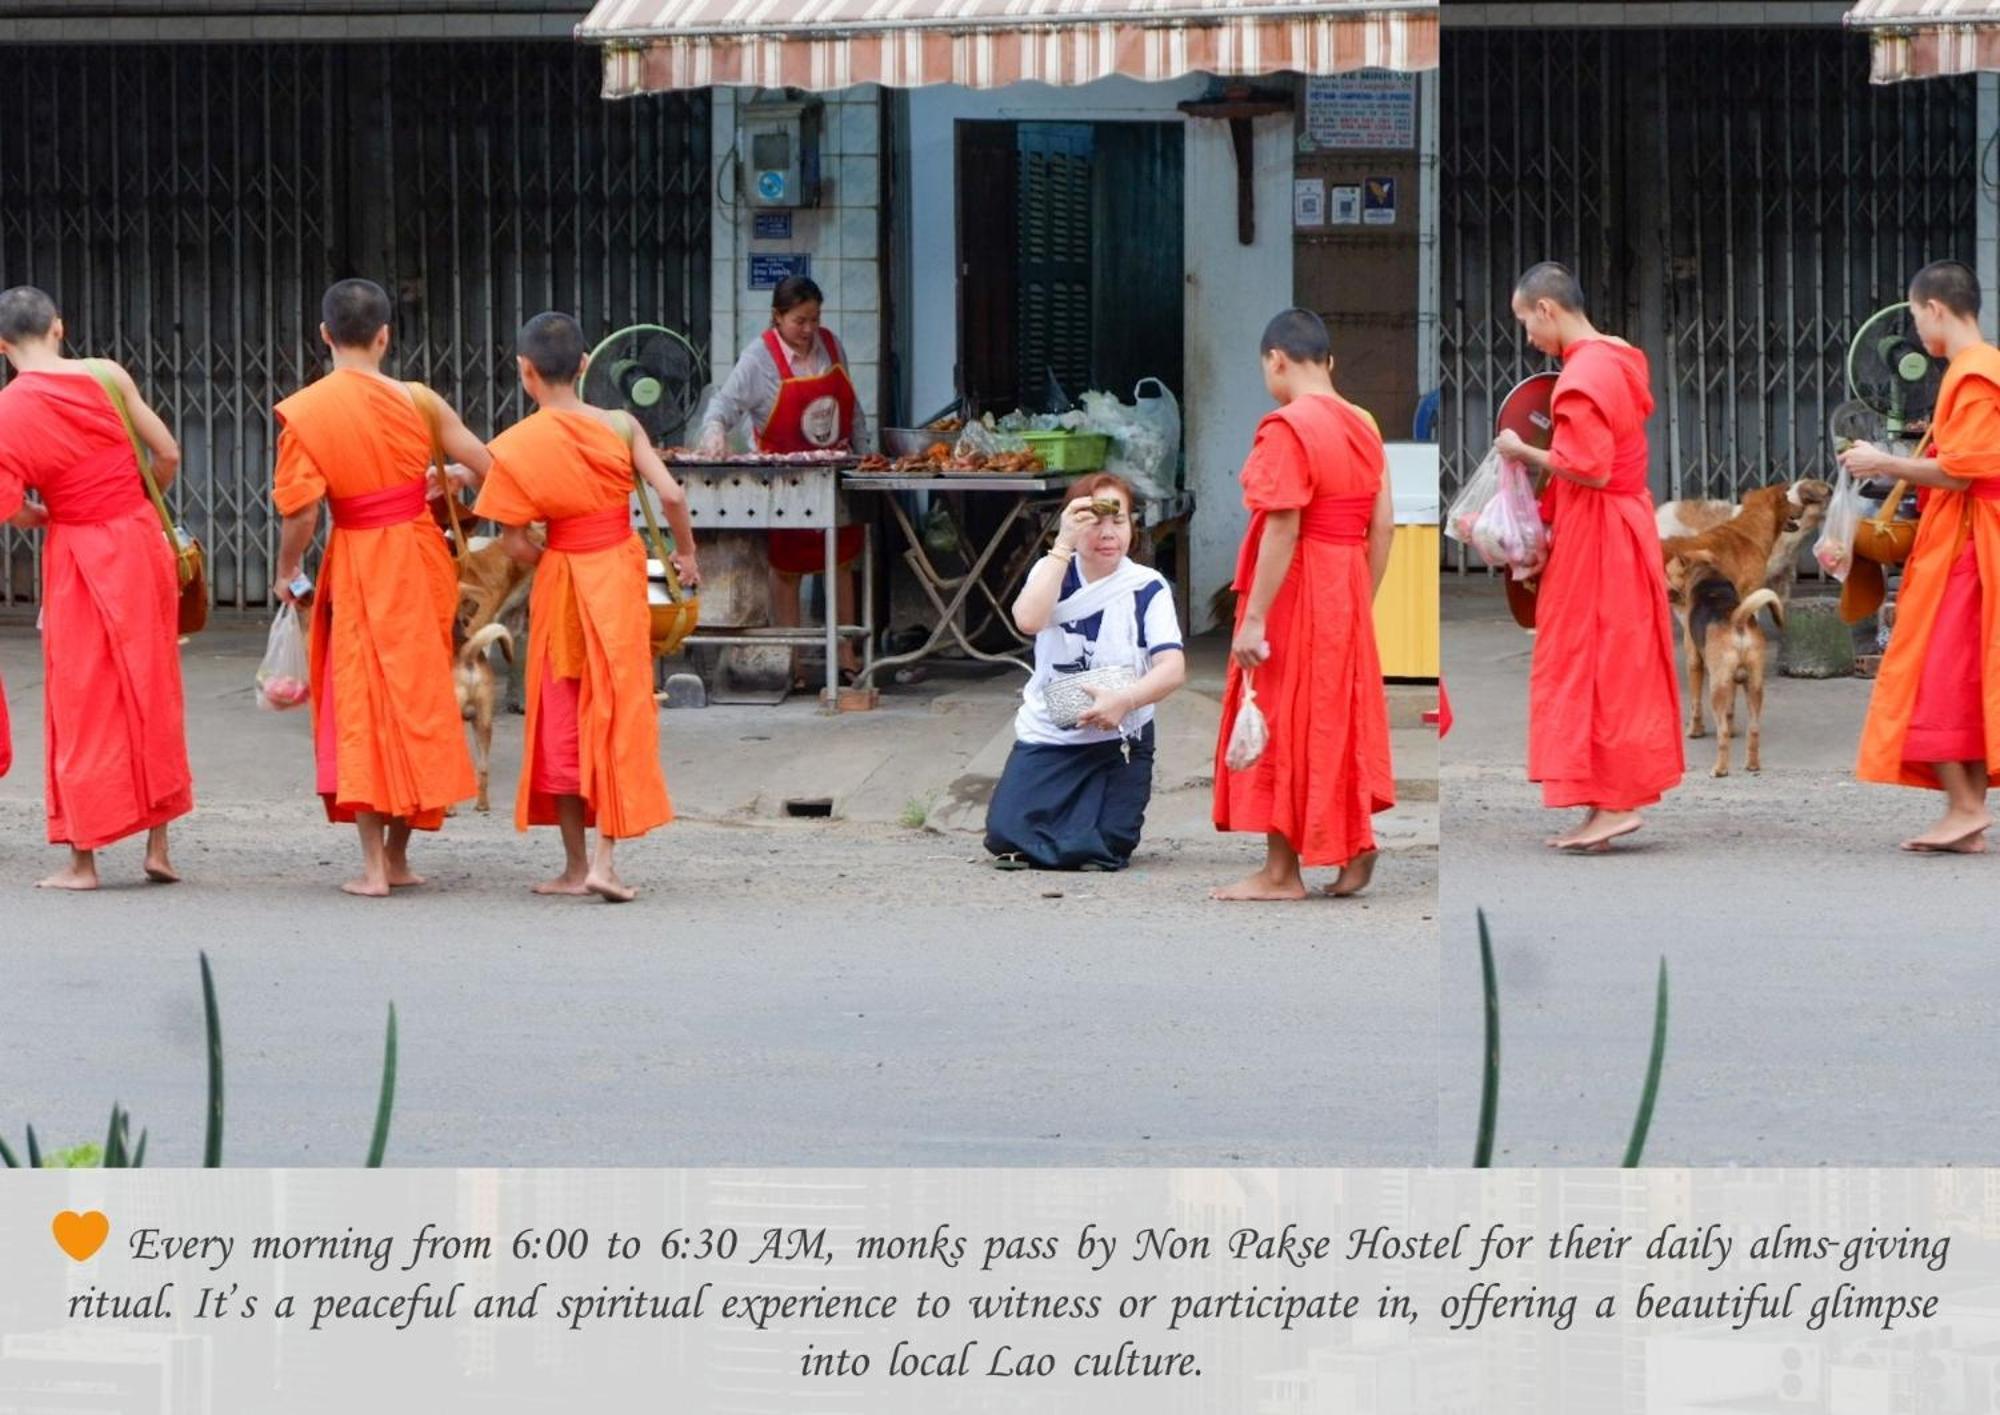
[1668,553,1781,777]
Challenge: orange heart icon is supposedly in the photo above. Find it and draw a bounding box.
[52,1210,110,1262]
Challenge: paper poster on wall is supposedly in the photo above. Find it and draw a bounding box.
[1304,72,1418,150]
[1329,185,1362,226]
[1363,177,1397,227]
[1293,178,1326,229]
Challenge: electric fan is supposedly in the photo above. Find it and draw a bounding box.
[1843,302,1945,446]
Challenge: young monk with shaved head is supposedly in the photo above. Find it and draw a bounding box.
[272,278,492,897]
[1211,309,1396,901]
[1494,262,1683,852]
[473,311,702,902]
[0,285,193,888]
[1845,259,2000,852]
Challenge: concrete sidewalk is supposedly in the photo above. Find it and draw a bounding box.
[0,615,1437,854]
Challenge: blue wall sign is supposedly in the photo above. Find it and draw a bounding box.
[749,254,812,291]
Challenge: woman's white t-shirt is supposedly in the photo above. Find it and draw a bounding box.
[1014,560,1183,748]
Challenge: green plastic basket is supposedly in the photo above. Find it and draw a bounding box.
[1019,430,1110,472]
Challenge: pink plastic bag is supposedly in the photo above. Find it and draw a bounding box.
[1470,457,1546,578]
[256,605,311,711]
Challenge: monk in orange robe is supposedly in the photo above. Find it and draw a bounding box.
[472,312,701,901]
[1212,309,1396,901]
[1495,262,1682,851]
[272,278,491,896]
[0,286,193,889]
[1846,259,2000,852]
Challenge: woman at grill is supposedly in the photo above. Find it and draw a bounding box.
[698,275,868,687]
[984,474,1187,871]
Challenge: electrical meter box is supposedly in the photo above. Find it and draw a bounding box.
[740,99,822,209]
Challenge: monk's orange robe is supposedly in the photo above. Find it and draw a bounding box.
[474,409,672,838]
[1212,393,1395,866]
[1857,342,2000,787]
[1528,340,1684,811]
[0,371,193,847]
[273,369,475,827]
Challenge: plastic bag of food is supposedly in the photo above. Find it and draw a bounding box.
[256,605,311,711]
[1445,445,1505,545]
[1814,465,1862,582]
[954,421,1029,460]
[1131,377,1182,484]
[1225,674,1270,773]
[1470,457,1546,576]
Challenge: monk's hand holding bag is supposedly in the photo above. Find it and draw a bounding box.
[1225,673,1270,773]
[85,359,208,634]
[255,606,311,711]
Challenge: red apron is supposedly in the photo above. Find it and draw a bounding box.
[759,328,864,575]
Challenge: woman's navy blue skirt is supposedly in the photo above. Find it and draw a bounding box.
[983,723,1156,870]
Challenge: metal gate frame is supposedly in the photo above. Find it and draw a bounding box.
[1442,26,1976,564]
[0,41,709,608]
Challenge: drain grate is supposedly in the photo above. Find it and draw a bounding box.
[783,798,834,819]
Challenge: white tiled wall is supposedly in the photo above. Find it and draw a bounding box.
[709,86,886,435]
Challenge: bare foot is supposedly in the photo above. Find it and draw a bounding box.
[143,852,180,884]
[36,865,99,891]
[1209,871,1309,902]
[1561,813,1643,853]
[1324,850,1379,898]
[1902,811,1993,852]
[1546,809,1599,848]
[586,870,638,904]
[384,857,427,888]
[341,876,391,898]
[533,876,593,896]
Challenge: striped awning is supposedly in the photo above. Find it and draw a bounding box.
[577,0,1437,97]
[1846,0,2000,82]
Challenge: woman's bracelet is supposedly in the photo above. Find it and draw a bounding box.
[1045,545,1074,563]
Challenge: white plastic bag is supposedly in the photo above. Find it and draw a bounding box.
[1470,457,1546,576]
[1130,377,1182,487]
[1445,445,1505,545]
[1814,466,1862,582]
[256,605,311,711]
[1225,674,1270,773]
[1075,387,1174,499]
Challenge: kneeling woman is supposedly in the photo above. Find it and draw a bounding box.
[985,475,1186,870]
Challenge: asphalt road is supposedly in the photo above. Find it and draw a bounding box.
[0,625,1437,1168]
[1440,578,2000,1166]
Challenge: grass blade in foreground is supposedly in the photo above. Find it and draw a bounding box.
[1473,909,1500,1168]
[200,952,224,1167]
[1622,958,1670,1168]
[366,1005,398,1168]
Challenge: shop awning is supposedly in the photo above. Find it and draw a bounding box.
[577,0,1437,97]
[1846,0,2000,82]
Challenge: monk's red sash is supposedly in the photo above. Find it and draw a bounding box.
[329,478,428,531]
[544,504,634,553]
[1301,494,1375,546]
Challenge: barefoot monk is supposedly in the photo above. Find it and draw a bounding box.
[473,312,701,902]
[1847,259,2000,853]
[271,278,491,896]
[0,286,192,889]
[1494,262,1682,852]
[1211,309,1396,902]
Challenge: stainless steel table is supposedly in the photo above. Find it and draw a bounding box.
[656,460,873,708]
[841,471,1082,688]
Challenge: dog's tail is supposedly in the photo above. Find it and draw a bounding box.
[1732,588,1783,632]
[459,620,513,668]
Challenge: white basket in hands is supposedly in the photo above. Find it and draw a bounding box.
[1043,664,1141,730]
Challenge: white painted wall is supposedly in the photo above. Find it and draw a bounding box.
[709,87,885,434]
[901,75,1294,630]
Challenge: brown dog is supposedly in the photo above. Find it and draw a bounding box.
[457,536,534,638]
[1659,480,1831,610]
[453,621,513,812]
[1672,555,1781,777]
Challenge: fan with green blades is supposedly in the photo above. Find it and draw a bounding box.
[581,324,705,448]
